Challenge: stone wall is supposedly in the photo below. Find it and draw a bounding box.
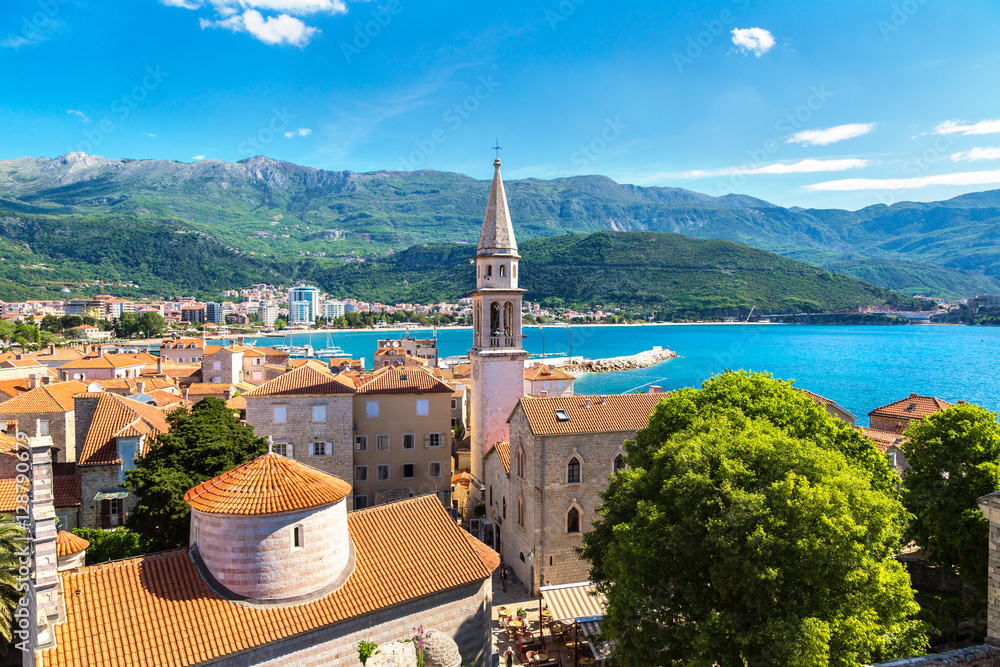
[870,645,1000,666]
[871,415,908,433]
[79,464,123,529]
[469,352,526,489]
[0,410,75,464]
[199,578,493,667]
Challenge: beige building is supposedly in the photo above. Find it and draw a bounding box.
[376,335,439,367]
[524,364,575,397]
[58,354,146,382]
[485,392,662,594]
[159,338,207,364]
[862,392,954,472]
[0,379,88,463]
[352,366,454,509]
[243,361,356,507]
[201,345,245,385]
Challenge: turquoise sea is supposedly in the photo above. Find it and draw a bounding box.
[243,324,1000,427]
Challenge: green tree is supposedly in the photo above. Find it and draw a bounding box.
[274,317,288,331]
[581,371,927,666]
[138,311,166,338]
[0,522,26,651]
[123,398,268,551]
[901,402,1000,594]
[71,527,146,565]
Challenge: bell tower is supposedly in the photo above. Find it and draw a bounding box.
[470,157,528,490]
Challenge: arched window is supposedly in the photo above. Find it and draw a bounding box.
[490,303,501,338]
[503,302,513,337]
[567,457,581,484]
[516,446,525,478]
[486,264,492,278]
[499,264,506,277]
[614,454,626,474]
[567,507,580,533]
[516,496,525,527]
[512,264,517,279]
[502,497,507,519]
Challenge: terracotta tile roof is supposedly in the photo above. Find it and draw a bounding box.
[185,453,351,515]
[859,427,906,453]
[450,363,471,379]
[57,531,89,558]
[451,471,472,488]
[0,378,31,400]
[39,494,498,667]
[376,352,428,367]
[160,338,205,350]
[141,389,187,409]
[244,363,355,397]
[186,383,232,395]
[517,394,663,436]
[77,393,170,466]
[355,366,454,395]
[53,473,82,507]
[59,354,147,370]
[0,358,44,368]
[869,393,953,421]
[486,441,511,475]
[225,395,247,410]
[92,377,176,391]
[524,364,575,382]
[0,381,88,415]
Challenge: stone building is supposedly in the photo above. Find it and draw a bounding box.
[29,453,499,667]
[0,380,87,463]
[352,366,454,509]
[469,158,528,496]
[0,430,82,530]
[524,364,575,397]
[243,361,356,507]
[57,354,146,382]
[376,335,440,367]
[864,393,954,471]
[202,345,245,385]
[485,393,663,594]
[160,339,208,363]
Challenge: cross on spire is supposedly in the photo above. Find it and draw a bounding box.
[492,138,502,159]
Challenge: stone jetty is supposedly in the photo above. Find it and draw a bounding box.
[564,347,678,375]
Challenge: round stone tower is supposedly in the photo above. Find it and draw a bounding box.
[56,531,89,571]
[184,452,354,601]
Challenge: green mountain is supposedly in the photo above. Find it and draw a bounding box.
[1,152,997,299]
[302,232,921,317]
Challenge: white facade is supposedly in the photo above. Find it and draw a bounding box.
[322,300,346,320]
[258,303,279,326]
[288,285,321,325]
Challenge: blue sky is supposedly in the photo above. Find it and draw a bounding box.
[2,0,999,209]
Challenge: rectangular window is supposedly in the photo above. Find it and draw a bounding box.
[451,398,458,409]
[310,442,329,456]
[355,465,368,482]
[355,435,367,452]
[354,495,369,510]
[273,406,287,423]
[312,405,326,422]
[376,434,389,451]
[402,433,415,450]
[557,381,564,389]
[38,420,49,436]
[213,361,222,371]
[365,400,379,418]
[402,463,415,479]
[428,461,441,478]
[544,381,551,389]
[273,442,288,456]
[416,398,429,416]
[376,464,390,481]
[425,432,442,448]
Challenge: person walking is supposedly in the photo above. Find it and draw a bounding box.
[503,647,515,667]
[499,564,509,593]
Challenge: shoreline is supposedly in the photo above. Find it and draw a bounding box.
[562,347,680,375]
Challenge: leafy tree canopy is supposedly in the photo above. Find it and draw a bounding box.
[123,397,268,551]
[580,371,927,666]
[901,402,1000,594]
[71,527,146,566]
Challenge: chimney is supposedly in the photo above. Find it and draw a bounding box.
[5,419,17,433]
[584,397,591,409]
[98,345,104,358]
[15,353,23,360]
[48,344,55,355]
[910,392,919,398]
[28,373,41,390]
[649,386,663,394]
[137,381,146,394]
[157,357,163,375]
[182,388,189,401]
[600,394,608,405]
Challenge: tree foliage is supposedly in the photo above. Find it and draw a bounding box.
[901,402,1000,594]
[123,398,268,551]
[71,527,147,565]
[580,371,927,666]
[0,521,26,651]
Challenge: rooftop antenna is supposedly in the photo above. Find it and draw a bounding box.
[492,138,502,159]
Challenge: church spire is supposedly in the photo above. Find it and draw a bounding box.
[477,158,518,257]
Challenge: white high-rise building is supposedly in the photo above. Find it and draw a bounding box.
[322,301,346,320]
[287,285,320,325]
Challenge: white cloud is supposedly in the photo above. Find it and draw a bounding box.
[66,109,90,123]
[200,9,319,46]
[142,133,158,138]
[675,158,870,179]
[933,119,1000,136]
[951,147,1000,162]
[787,123,876,147]
[160,0,203,8]
[224,0,346,15]
[284,127,312,138]
[730,28,775,57]
[805,169,1000,191]
[193,155,206,161]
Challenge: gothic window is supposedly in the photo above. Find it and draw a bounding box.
[490,302,502,338]
[516,445,525,478]
[614,453,626,474]
[486,264,492,278]
[567,457,581,484]
[503,302,513,337]
[517,496,525,528]
[567,507,580,533]
[513,264,517,279]
[499,264,506,277]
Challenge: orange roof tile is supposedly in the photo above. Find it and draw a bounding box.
[59,354,147,370]
[355,366,454,395]
[0,472,80,511]
[0,381,88,415]
[56,531,89,557]
[225,395,247,410]
[160,338,206,350]
[450,471,472,488]
[184,453,351,515]
[0,378,31,400]
[186,383,232,395]
[77,394,170,466]
[859,427,906,453]
[91,377,176,391]
[524,364,575,382]
[486,441,511,475]
[517,393,663,436]
[0,358,44,368]
[869,393,953,421]
[244,363,355,397]
[39,494,498,667]
[450,363,471,379]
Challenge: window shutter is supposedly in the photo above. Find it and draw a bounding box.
[287,443,293,458]
[424,433,430,448]
[325,441,332,456]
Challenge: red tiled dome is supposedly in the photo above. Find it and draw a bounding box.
[56,530,90,558]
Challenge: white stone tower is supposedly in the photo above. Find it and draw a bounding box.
[469,158,528,490]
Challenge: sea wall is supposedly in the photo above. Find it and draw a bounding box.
[567,347,678,375]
